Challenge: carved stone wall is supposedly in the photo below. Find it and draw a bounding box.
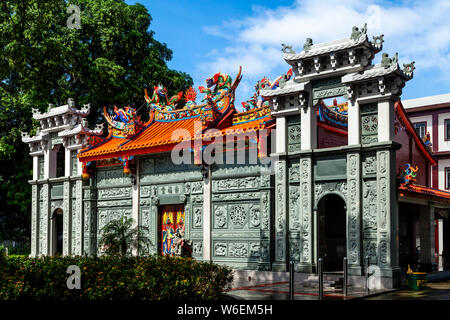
[97,166,132,255]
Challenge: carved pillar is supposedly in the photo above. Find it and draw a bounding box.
[30,184,39,257]
[299,156,314,272]
[62,181,72,256]
[273,115,288,271]
[259,174,272,271]
[203,165,212,261]
[273,160,288,271]
[40,184,50,256]
[83,186,97,256]
[347,152,362,275]
[73,180,83,255]
[376,149,400,286]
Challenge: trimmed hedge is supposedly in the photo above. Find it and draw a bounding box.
[0,255,233,300]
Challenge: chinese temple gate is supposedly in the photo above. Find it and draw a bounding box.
[22,24,450,289]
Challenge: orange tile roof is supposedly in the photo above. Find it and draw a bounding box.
[78,111,272,162]
[398,184,450,204]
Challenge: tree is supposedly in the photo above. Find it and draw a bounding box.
[99,216,151,256]
[0,0,193,241]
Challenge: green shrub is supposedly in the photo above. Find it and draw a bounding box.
[0,245,6,264]
[0,255,233,300]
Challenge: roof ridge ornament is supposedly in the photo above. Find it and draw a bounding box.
[381,52,399,68]
[350,23,367,41]
[402,61,416,76]
[281,43,295,54]
[303,38,313,51]
[371,34,384,48]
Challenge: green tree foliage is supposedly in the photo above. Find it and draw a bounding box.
[0,0,193,241]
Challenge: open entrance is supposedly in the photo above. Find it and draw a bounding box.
[317,194,346,271]
[51,208,63,255]
[158,205,185,255]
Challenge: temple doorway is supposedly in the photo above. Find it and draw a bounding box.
[51,208,63,255]
[158,205,185,255]
[317,194,347,271]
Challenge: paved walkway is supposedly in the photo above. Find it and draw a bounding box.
[364,279,450,300]
[227,278,392,300]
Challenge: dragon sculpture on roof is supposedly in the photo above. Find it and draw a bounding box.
[103,105,145,138]
[144,84,183,111]
[241,69,293,111]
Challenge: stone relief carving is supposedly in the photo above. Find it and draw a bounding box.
[260,241,269,260]
[191,181,203,194]
[214,243,227,256]
[250,243,260,258]
[363,180,377,231]
[289,238,301,261]
[214,177,259,191]
[193,242,203,256]
[193,206,203,228]
[364,240,378,265]
[289,186,301,230]
[289,163,300,181]
[260,192,270,230]
[363,154,377,175]
[229,243,248,257]
[98,187,131,199]
[249,204,261,228]
[213,192,260,202]
[229,205,247,228]
[300,158,311,262]
[214,206,227,228]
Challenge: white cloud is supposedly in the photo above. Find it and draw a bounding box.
[194,0,450,105]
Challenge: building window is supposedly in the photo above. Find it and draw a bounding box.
[445,119,450,141]
[413,122,427,139]
[446,168,450,190]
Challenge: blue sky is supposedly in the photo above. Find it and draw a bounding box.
[126,0,450,109]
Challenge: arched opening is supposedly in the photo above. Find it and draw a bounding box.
[317,193,347,271]
[52,208,64,255]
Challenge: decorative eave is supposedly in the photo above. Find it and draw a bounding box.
[58,122,104,137]
[32,99,90,120]
[283,34,381,62]
[342,62,413,83]
[259,80,308,98]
